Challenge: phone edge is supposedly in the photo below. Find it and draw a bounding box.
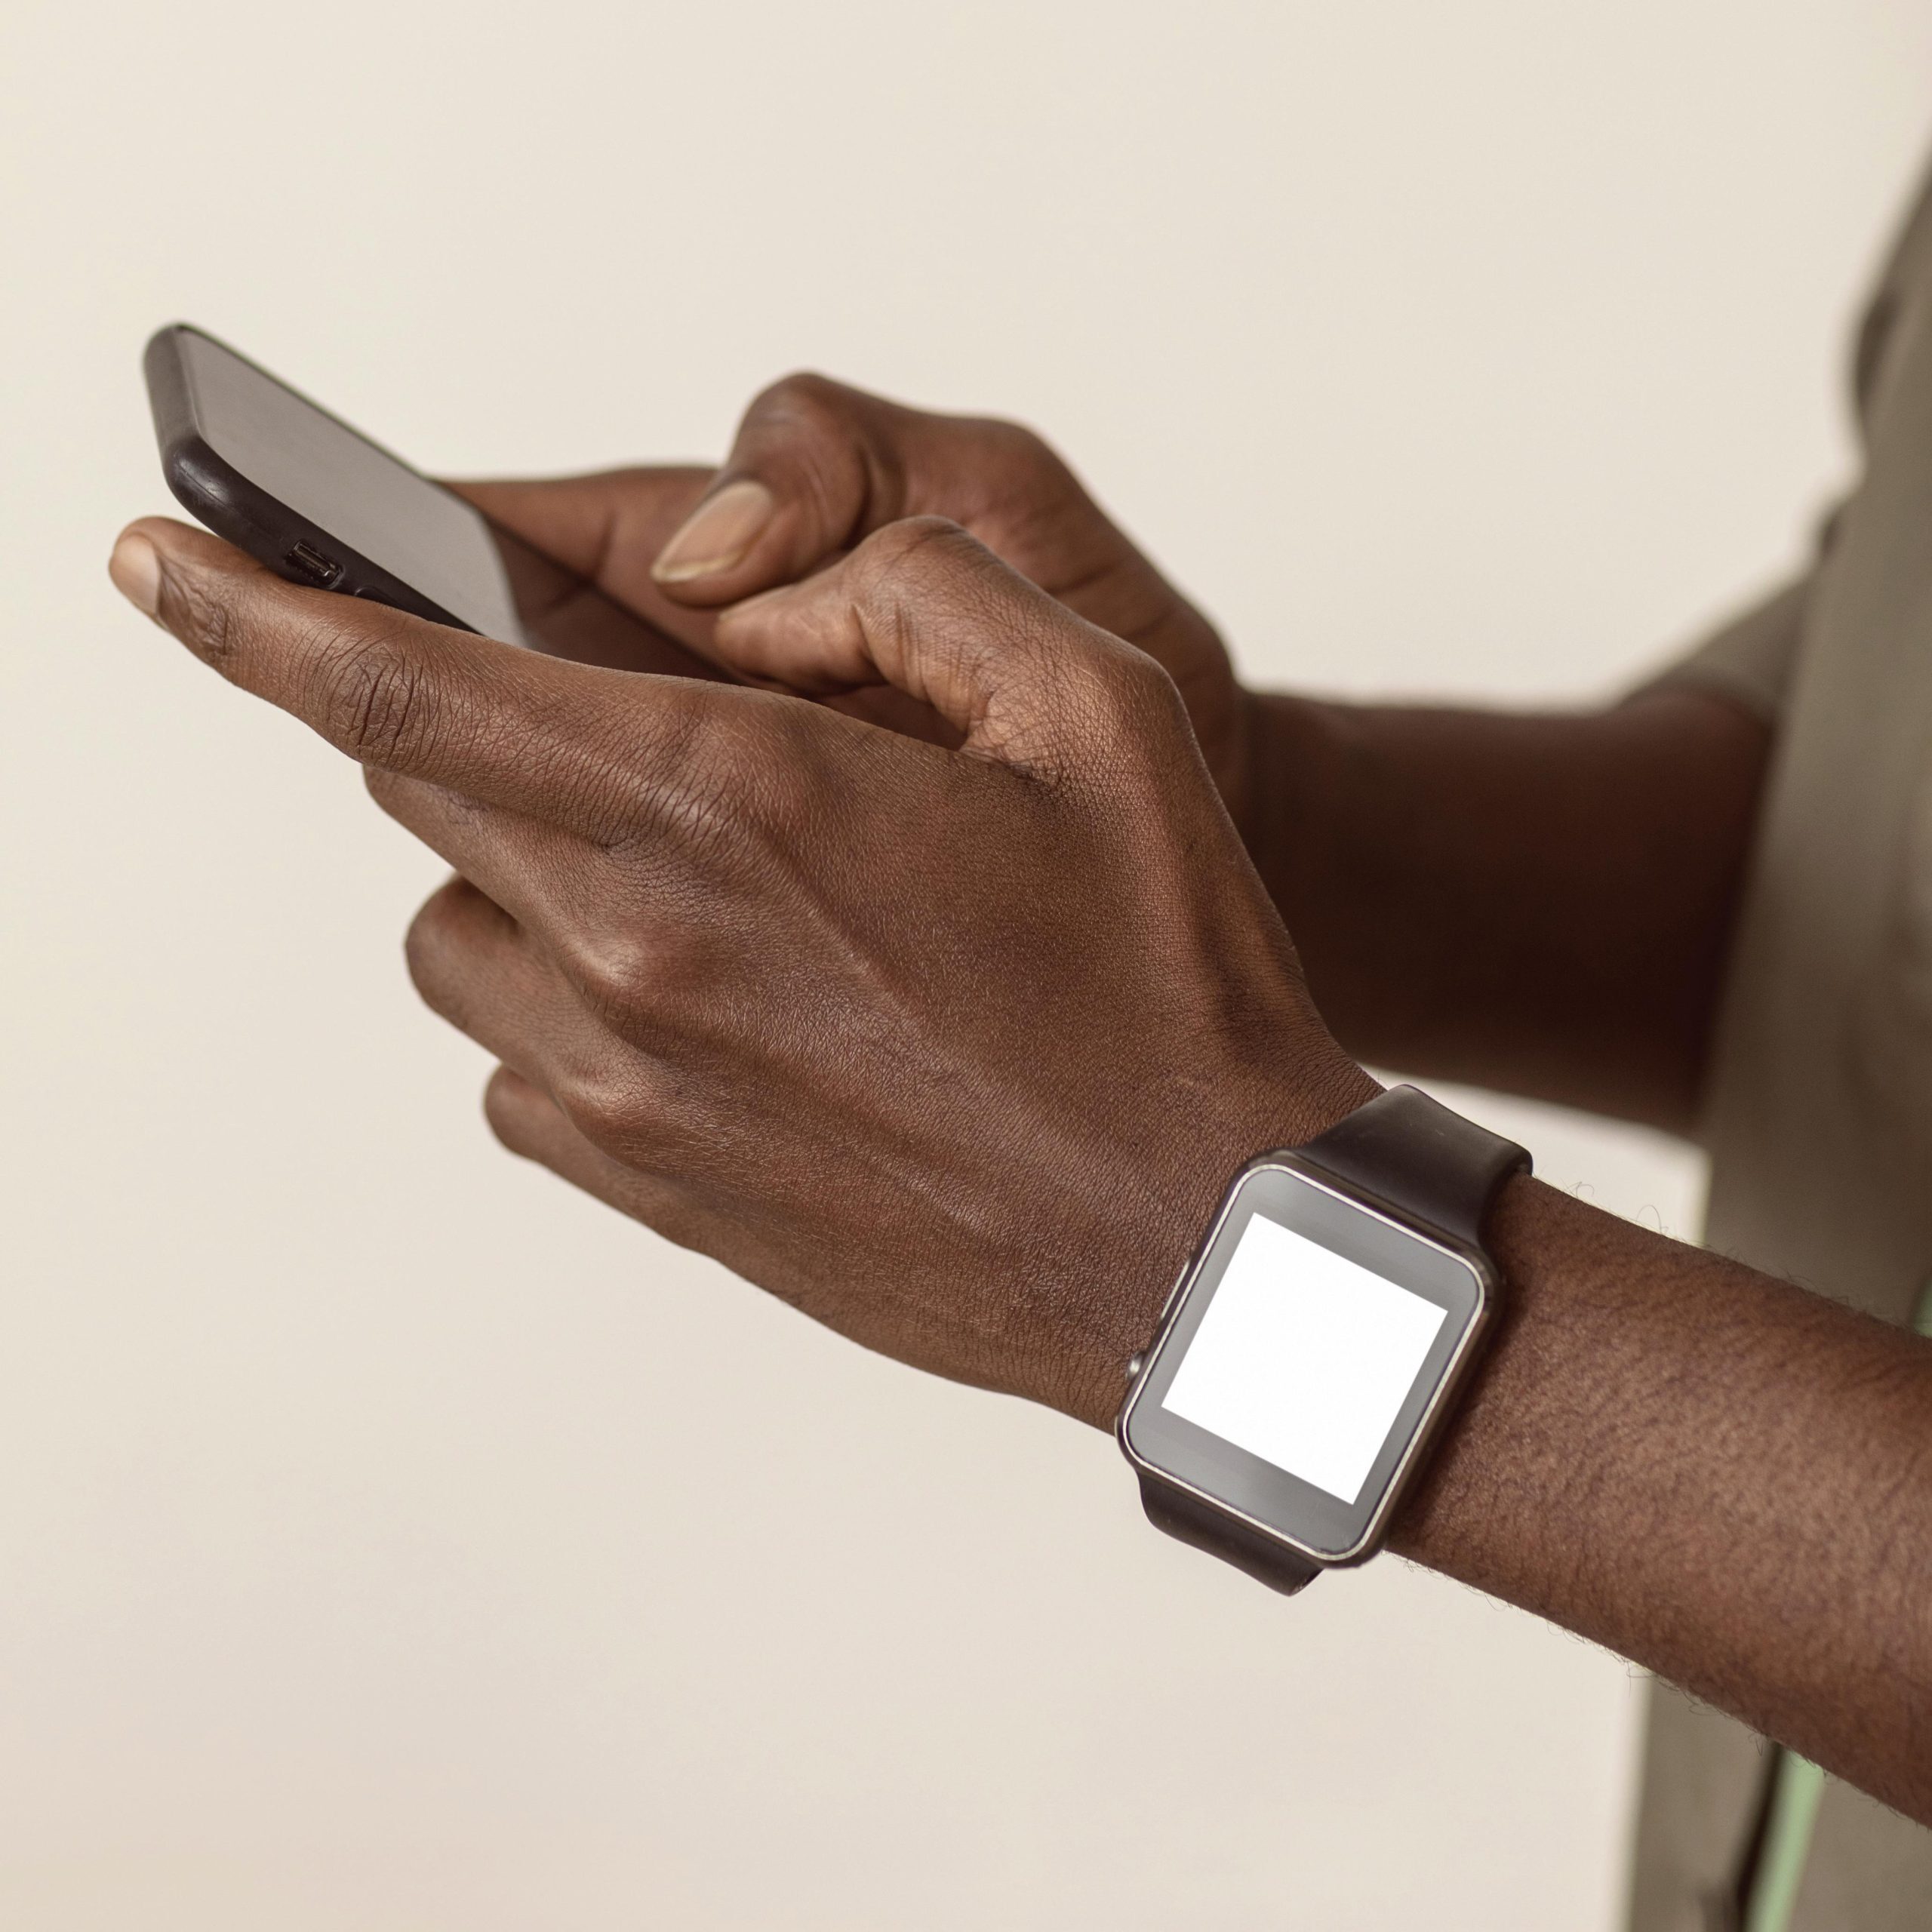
[140,323,475,632]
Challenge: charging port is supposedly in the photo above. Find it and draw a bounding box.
[284,541,343,587]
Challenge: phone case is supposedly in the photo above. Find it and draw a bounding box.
[143,324,472,631]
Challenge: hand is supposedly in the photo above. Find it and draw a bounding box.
[109,515,1371,1428]
[459,374,1254,820]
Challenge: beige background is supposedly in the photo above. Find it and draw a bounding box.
[4,3,1930,1927]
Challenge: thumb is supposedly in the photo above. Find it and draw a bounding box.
[712,518,1169,777]
[648,372,915,605]
[649,372,1098,611]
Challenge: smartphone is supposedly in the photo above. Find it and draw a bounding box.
[142,323,716,678]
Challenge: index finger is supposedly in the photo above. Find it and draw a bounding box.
[111,515,707,838]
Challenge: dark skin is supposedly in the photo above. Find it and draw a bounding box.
[110,375,1932,1826]
[465,376,1770,1131]
[1242,688,1772,1131]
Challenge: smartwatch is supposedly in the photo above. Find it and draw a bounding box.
[1116,1084,1529,1595]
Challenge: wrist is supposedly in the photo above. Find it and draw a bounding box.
[1382,1172,1572,1572]
[1229,688,1337,903]
[1058,1048,1382,1431]
[1115,1082,1530,1591]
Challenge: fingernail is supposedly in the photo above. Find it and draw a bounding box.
[108,531,162,616]
[651,478,776,583]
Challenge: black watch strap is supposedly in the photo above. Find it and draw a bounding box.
[1135,1085,1529,1595]
[1295,1084,1530,1249]
[1139,1471,1323,1594]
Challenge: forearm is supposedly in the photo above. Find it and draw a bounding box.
[1237,685,1771,1130]
[1391,1177,1932,1823]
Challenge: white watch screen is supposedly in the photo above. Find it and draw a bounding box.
[1161,1212,1448,1505]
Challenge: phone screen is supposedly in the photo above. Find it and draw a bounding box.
[155,326,715,679]
[177,330,531,640]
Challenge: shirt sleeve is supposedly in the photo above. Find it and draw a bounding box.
[1634,577,1810,723]
[1635,164,1932,725]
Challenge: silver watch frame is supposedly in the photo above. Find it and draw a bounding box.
[1115,1150,1502,1569]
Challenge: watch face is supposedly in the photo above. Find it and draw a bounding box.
[1119,1158,1493,1562]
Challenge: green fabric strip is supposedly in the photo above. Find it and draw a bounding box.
[1743,1756,1827,1932]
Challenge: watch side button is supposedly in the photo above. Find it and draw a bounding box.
[1125,1352,1146,1383]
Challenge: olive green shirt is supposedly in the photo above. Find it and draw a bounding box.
[1629,159,1932,1932]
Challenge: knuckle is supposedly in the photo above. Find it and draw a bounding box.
[969,414,1060,485]
[1059,638,1183,742]
[1109,639,1182,707]
[972,420,1091,552]
[172,571,241,666]
[548,1063,649,1158]
[483,1068,541,1153]
[856,514,977,591]
[312,626,438,766]
[401,878,487,1018]
[562,1061,719,1183]
[553,921,671,1028]
[737,373,874,540]
[748,369,852,431]
[402,895,457,1007]
[554,1100,619,1159]
[553,907,719,1062]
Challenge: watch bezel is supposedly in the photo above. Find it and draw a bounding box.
[1117,1151,1500,1567]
